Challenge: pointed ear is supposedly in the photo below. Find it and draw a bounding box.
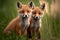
[17,2,22,8]
[28,1,35,9]
[40,3,45,10]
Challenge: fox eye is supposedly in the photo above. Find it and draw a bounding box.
[33,11,36,14]
[20,10,24,13]
[39,12,41,14]
[39,12,42,15]
[27,10,30,13]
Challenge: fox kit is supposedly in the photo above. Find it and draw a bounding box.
[27,3,45,39]
[3,1,34,36]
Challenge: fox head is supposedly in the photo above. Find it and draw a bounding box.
[32,3,45,20]
[17,1,35,19]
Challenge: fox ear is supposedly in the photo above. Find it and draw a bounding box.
[28,1,35,9]
[17,2,22,8]
[40,3,45,10]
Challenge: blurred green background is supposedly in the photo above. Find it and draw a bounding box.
[0,0,60,40]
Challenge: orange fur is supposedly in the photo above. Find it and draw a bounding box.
[27,6,45,39]
[3,16,20,35]
[3,2,34,36]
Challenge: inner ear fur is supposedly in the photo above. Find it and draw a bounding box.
[17,1,22,8]
[40,3,45,10]
[28,1,35,9]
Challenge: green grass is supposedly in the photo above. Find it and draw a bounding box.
[0,0,60,40]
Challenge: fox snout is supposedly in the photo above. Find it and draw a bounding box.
[23,15,28,18]
[32,15,39,20]
[19,14,29,18]
[35,16,39,19]
[32,15,43,20]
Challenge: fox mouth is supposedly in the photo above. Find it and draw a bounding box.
[32,15,40,21]
[32,15,43,21]
[22,15,28,18]
[19,13,31,19]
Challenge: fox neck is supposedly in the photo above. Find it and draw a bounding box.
[31,18,40,31]
[32,18,40,27]
[20,16,30,28]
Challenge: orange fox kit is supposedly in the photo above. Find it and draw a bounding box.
[3,1,34,35]
[27,3,45,39]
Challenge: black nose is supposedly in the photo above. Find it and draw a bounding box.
[25,15,27,17]
[23,15,28,18]
[35,16,38,19]
[34,16,39,20]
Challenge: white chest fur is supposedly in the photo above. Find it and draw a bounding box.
[31,20,40,31]
[19,17,30,28]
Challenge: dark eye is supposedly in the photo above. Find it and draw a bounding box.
[20,10,24,13]
[27,10,30,13]
[22,10,24,13]
[33,11,36,14]
[39,12,42,15]
[39,12,40,14]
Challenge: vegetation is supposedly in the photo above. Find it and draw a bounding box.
[0,0,60,40]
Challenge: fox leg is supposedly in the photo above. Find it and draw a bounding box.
[27,27,32,39]
[15,25,21,36]
[36,27,41,40]
[23,27,27,36]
